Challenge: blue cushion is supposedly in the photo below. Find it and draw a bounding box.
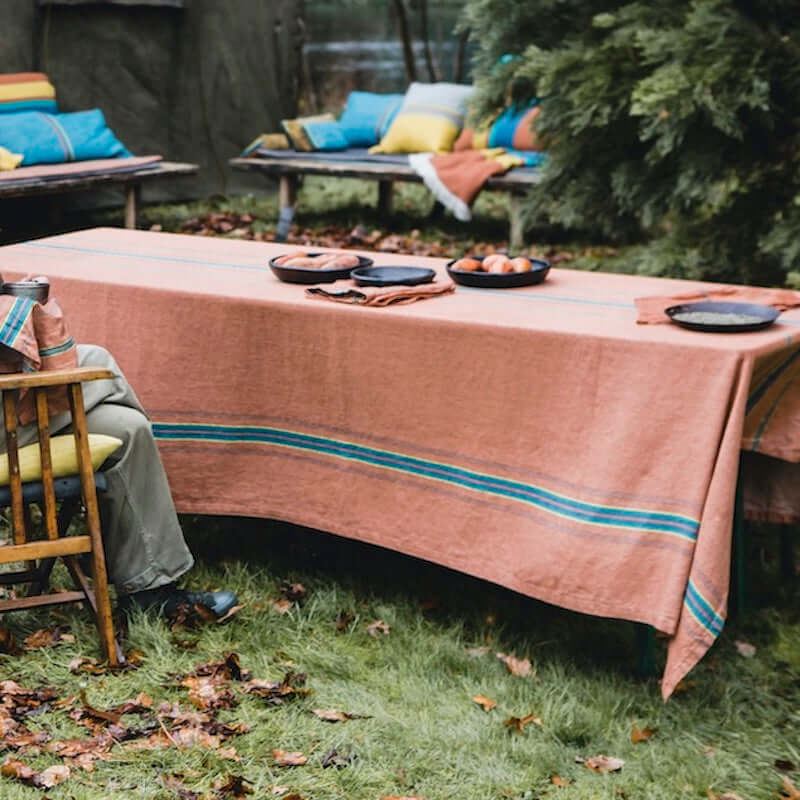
[302,120,349,151]
[337,91,404,148]
[0,109,131,166]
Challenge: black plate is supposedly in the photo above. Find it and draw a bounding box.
[269,253,373,284]
[351,266,436,287]
[665,301,780,333]
[446,255,550,288]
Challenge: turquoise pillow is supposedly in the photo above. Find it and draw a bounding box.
[337,91,404,147]
[302,119,349,151]
[0,109,131,166]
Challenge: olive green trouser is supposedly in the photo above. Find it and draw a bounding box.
[10,344,194,595]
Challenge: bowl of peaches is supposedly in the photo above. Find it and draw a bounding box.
[269,250,374,284]
[446,254,550,288]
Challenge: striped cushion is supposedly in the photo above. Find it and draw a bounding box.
[0,73,57,114]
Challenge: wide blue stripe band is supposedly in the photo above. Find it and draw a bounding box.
[685,581,724,635]
[747,348,800,412]
[152,423,699,538]
[0,297,33,346]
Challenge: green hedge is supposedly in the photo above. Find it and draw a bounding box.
[461,0,800,286]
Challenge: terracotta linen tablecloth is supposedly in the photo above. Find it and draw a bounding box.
[3,228,800,699]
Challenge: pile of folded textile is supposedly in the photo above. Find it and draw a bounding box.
[0,72,131,171]
[241,82,547,220]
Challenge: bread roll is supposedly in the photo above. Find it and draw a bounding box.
[484,254,513,273]
[274,250,307,266]
[509,257,532,273]
[330,254,360,268]
[451,257,482,272]
[282,257,318,267]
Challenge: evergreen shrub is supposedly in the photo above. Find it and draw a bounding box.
[461,0,800,285]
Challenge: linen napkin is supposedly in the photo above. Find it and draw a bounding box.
[306,278,455,307]
[635,286,800,324]
[0,287,77,423]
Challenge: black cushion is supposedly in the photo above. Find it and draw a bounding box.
[0,472,107,507]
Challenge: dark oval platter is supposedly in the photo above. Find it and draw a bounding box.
[269,253,373,284]
[665,300,779,333]
[446,255,550,288]
[351,266,436,287]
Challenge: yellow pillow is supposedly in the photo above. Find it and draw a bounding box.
[0,434,123,486]
[281,113,335,152]
[0,145,22,171]
[369,81,475,154]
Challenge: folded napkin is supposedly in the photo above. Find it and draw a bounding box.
[635,286,800,324]
[306,278,455,307]
[0,287,77,423]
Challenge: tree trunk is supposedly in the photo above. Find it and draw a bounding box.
[391,0,417,83]
[417,0,440,82]
[453,28,469,83]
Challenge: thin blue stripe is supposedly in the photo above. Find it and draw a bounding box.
[40,113,74,161]
[685,581,724,635]
[153,423,699,538]
[459,286,634,309]
[746,348,800,412]
[39,336,75,357]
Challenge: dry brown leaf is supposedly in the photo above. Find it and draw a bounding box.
[496,652,533,677]
[472,694,497,712]
[334,610,354,632]
[272,750,307,767]
[268,786,290,795]
[380,796,425,800]
[213,774,253,797]
[272,599,293,615]
[631,725,657,743]
[366,620,391,637]
[551,775,572,787]
[504,713,542,733]
[311,708,368,722]
[216,604,244,624]
[23,627,73,650]
[179,676,238,711]
[38,765,70,788]
[585,755,625,773]
[465,646,489,658]
[781,776,800,799]
[707,790,745,800]
[776,759,797,772]
[0,623,21,655]
[280,583,307,603]
[734,640,757,658]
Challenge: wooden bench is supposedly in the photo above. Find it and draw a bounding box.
[230,155,542,249]
[0,161,198,229]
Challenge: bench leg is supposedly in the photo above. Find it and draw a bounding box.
[509,193,525,250]
[276,175,299,242]
[124,185,140,229]
[377,180,393,217]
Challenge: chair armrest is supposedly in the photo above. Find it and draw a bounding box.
[0,367,115,391]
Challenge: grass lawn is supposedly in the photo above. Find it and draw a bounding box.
[1,185,798,799]
[1,516,798,800]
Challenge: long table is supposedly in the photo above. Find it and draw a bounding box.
[2,227,799,698]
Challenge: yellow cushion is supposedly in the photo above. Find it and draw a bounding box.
[0,145,22,171]
[0,434,123,486]
[281,113,335,152]
[369,81,475,155]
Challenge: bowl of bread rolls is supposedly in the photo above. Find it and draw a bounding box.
[446,254,550,288]
[269,250,374,284]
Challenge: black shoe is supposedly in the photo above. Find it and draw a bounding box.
[120,583,238,620]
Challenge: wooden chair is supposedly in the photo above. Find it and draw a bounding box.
[0,366,119,664]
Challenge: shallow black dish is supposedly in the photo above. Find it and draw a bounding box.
[664,300,779,333]
[351,266,436,287]
[269,253,373,284]
[446,255,550,288]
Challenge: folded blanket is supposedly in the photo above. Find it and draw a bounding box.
[635,286,800,324]
[306,278,455,306]
[0,288,78,424]
[409,148,525,222]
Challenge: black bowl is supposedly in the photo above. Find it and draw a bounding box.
[446,255,550,288]
[2,280,50,303]
[269,253,374,284]
[351,266,436,287]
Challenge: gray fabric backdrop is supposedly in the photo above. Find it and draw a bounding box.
[1,0,303,200]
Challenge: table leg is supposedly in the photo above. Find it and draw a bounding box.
[124,184,140,229]
[779,524,795,582]
[634,623,657,677]
[377,180,393,217]
[730,470,749,615]
[276,175,298,243]
[509,193,525,250]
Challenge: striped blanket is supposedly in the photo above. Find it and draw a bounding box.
[0,292,78,423]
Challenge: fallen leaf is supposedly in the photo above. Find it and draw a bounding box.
[216,604,244,624]
[380,796,425,800]
[734,640,757,658]
[272,750,307,767]
[631,725,656,743]
[584,755,625,773]
[496,652,533,677]
[320,747,356,769]
[334,610,354,631]
[268,787,290,796]
[213,774,253,797]
[776,759,797,772]
[272,599,293,615]
[781,776,800,799]
[466,646,489,658]
[551,775,572,787]
[241,671,310,705]
[472,694,497,711]
[504,713,542,733]
[280,582,307,603]
[23,627,73,650]
[366,620,391,637]
[707,791,745,800]
[0,623,21,655]
[38,765,70,788]
[311,708,368,722]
